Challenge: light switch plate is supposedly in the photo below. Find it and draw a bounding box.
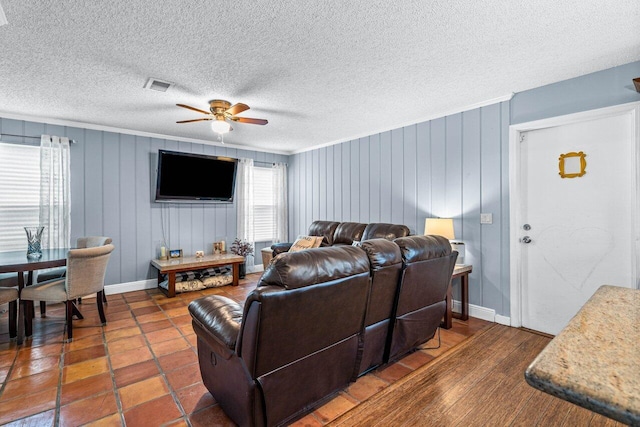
[480,213,493,224]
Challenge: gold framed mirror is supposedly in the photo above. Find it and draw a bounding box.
[559,151,587,178]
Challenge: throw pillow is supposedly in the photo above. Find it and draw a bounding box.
[289,235,323,252]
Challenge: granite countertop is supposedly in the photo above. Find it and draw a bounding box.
[525,285,640,425]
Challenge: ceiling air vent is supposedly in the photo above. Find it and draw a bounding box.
[144,78,173,92]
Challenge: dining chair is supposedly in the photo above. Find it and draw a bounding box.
[0,274,19,339]
[20,243,114,341]
[36,236,112,315]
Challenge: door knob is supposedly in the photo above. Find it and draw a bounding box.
[521,236,532,244]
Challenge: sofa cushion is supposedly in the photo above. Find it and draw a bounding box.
[360,238,403,268]
[362,223,411,241]
[258,246,370,290]
[394,235,452,262]
[307,221,340,246]
[332,222,367,245]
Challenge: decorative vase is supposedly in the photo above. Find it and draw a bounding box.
[239,262,246,279]
[25,226,44,259]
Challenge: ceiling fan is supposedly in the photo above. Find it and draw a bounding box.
[176,100,268,134]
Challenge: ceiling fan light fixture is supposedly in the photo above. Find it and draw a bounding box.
[211,118,231,134]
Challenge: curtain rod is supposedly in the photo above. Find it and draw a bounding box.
[0,133,77,143]
[254,160,287,167]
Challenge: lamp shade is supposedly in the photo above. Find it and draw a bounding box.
[211,119,231,134]
[424,218,455,240]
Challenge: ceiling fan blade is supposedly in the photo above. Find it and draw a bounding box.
[226,103,250,116]
[176,118,212,123]
[231,117,268,125]
[176,104,211,115]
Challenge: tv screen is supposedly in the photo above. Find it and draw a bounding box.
[155,149,238,203]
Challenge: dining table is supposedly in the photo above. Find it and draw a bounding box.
[0,248,70,344]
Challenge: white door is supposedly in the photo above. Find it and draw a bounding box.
[517,110,636,335]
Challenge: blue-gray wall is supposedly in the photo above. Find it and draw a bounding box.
[0,117,287,286]
[512,61,640,124]
[288,102,512,316]
[288,60,640,317]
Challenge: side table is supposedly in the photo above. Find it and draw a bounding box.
[442,264,473,329]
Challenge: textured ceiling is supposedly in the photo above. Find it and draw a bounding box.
[0,1,639,154]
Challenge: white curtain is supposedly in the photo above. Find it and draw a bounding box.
[236,158,255,267]
[272,162,288,243]
[39,135,71,249]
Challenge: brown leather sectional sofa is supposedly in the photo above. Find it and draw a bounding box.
[270,220,411,256]
[189,234,457,426]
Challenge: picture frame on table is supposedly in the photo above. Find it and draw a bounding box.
[169,249,183,258]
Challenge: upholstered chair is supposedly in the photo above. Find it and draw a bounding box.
[0,274,19,339]
[20,243,114,341]
[36,236,113,314]
[36,236,113,282]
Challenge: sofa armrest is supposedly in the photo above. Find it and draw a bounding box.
[271,242,292,256]
[188,296,243,360]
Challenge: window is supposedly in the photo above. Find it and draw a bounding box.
[253,166,275,242]
[0,142,41,251]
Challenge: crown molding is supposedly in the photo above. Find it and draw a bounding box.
[290,93,515,155]
[0,111,290,156]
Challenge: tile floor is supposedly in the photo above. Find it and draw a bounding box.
[0,273,490,426]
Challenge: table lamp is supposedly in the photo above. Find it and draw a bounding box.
[424,218,465,264]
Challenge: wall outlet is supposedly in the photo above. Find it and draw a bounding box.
[480,213,493,224]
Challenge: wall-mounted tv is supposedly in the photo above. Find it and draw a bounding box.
[155,149,238,203]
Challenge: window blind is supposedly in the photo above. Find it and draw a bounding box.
[0,142,41,252]
[253,167,275,242]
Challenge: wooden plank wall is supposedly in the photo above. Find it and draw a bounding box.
[288,101,511,316]
[0,117,287,286]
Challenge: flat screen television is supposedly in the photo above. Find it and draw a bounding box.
[155,149,238,203]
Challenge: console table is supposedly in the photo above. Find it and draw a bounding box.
[442,264,473,329]
[151,253,245,298]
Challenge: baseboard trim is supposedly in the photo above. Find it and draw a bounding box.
[452,300,510,325]
[494,314,511,326]
[104,279,157,295]
[248,265,264,274]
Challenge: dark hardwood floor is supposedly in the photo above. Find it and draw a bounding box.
[328,324,624,427]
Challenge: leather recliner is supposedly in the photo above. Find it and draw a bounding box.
[189,246,371,427]
[357,239,403,375]
[388,235,458,361]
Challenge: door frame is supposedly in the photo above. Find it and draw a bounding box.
[508,101,640,328]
